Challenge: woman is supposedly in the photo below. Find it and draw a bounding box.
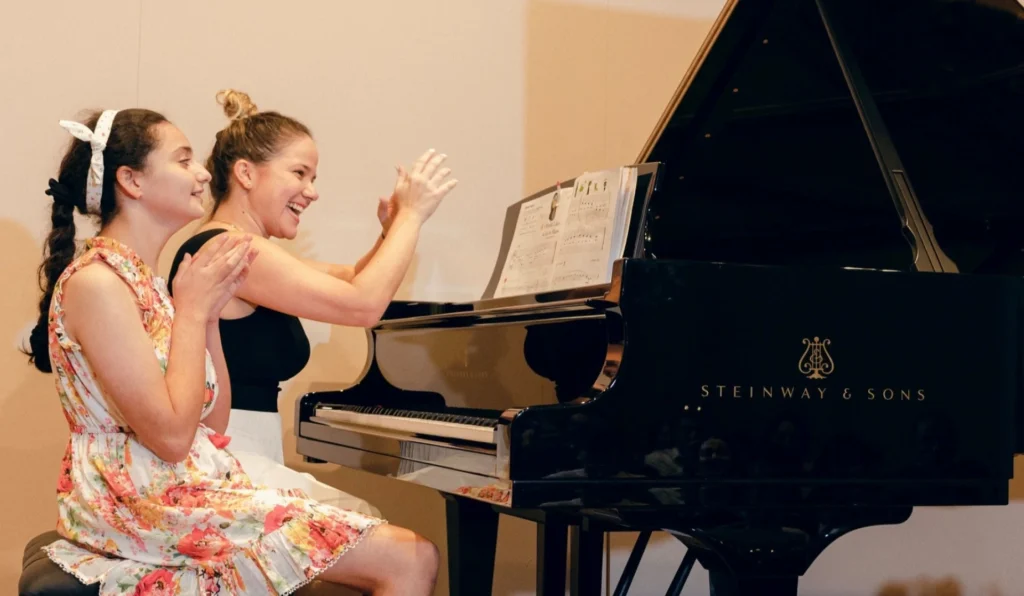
[169,89,456,467]
[28,107,438,595]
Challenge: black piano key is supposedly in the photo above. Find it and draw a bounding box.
[323,403,501,428]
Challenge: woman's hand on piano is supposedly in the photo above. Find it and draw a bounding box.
[391,148,458,225]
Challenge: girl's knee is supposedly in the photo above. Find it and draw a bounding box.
[380,525,440,587]
[394,526,438,564]
[414,533,440,581]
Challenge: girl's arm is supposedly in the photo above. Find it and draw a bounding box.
[202,321,231,435]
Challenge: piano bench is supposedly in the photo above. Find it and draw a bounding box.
[19,531,95,596]
[18,531,358,596]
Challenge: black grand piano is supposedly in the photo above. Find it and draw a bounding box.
[296,0,1024,593]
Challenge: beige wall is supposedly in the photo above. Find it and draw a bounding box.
[3,1,1023,595]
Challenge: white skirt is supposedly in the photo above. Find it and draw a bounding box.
[225,409,381,517]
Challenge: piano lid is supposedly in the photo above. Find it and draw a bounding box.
[637,0,1023,273]
[379,0,1021,324]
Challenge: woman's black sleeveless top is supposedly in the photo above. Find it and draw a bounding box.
[168,228,311,413]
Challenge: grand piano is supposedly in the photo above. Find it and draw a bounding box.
[296,0,1024,593]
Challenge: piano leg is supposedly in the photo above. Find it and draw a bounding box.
[612,531,651,596]
[443,495,499,596]
[569,522,604,596]
[537,521,568,595]
[665,549,697,596]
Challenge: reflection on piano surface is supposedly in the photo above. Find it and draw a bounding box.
[297,0,1024,593]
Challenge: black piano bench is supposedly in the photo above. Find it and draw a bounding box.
[19,531,95,596]
[18,531,355,596]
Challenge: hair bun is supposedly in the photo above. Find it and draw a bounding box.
[216,89,258,121]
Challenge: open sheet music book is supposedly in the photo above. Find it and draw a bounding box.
[492,166,640,298]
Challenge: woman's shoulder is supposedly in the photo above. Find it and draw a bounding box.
[167,226,234,290]
[173,226,231,257]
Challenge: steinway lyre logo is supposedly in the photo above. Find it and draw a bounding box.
[798,336,834,380]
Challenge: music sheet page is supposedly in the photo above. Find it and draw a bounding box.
[493,187,570,298]
[548,170,618,291]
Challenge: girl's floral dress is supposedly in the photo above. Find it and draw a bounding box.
[41,237,384,595]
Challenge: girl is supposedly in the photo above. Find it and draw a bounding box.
[28,107,438,595]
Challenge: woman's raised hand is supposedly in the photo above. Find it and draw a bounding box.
[390,149,458,225]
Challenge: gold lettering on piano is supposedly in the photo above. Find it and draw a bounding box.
[866,388,926,401]
[442,344,491,380]
[696,335,928,404]
[700,384,926,402]
[700,385,827,400]
[443,370,490,380]
[798,336,834,379]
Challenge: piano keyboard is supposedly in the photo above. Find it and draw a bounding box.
[314,404,499,445]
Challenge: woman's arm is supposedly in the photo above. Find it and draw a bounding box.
[302,233,384,282]
[301,197,393,281]
[234,151,454,327]
[235,210,421,326]
[202,321,231,435]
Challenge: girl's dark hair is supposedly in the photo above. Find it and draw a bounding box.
[27,108,168,373]
[207,89,312,209]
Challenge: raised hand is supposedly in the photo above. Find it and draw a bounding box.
[391,149,458,225]
[377,193,397,237]
[171,234,258,323]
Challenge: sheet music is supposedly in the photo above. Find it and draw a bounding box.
[489,166,640,299]
[610,166,638,265]
[549,170,618,291]
[493,187,570,298]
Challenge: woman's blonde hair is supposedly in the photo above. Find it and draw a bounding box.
[206,89,312,207]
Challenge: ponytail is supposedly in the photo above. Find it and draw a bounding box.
[27,182,79,373]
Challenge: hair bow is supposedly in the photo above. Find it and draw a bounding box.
[58,109,118,215]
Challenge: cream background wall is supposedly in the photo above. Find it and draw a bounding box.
[2,1,1022,594]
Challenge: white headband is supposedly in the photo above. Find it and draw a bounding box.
[58,109,119,215]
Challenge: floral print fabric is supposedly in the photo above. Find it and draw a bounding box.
[42,237,383,595]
